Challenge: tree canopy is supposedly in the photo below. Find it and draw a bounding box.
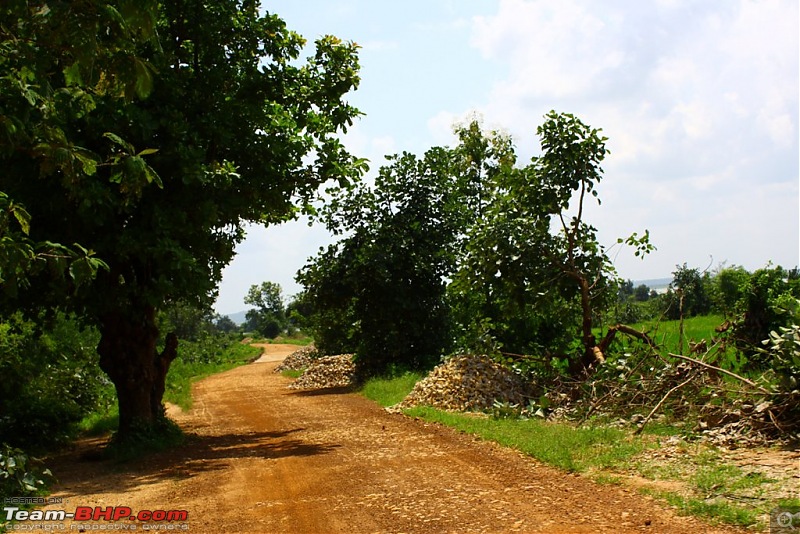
[299,113,653,376]
[0,0,365,438]
[244,281,286,338]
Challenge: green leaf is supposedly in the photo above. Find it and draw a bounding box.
[62,62,83,87]
[11,204,31,235]
[142,159,163,188]
[103,132,135,154]
[132,58,154,99]
[73,148,100,176]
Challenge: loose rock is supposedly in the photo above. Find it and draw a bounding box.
[393,354,530,412]
[288,354,356,390]
[275,345,318,373]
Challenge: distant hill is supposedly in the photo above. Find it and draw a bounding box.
[225,310,249,325]
[634,277,672,290]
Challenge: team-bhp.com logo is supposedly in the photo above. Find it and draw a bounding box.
[4,505,189,531]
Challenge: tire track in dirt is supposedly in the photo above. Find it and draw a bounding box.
[43,346,746,533]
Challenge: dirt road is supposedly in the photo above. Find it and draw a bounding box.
[44,345,745,533]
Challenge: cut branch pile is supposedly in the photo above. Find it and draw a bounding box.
[393,354,530,412]
[275,345,319,373]
[287,354,356,390]
[543,343,800,446]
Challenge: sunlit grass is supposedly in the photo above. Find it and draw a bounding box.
[360,371,425,407]
[405,406,644,472]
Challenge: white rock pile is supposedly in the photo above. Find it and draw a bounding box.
[393,354,530,412]
[287,354,357,390]
[274,345,318,373]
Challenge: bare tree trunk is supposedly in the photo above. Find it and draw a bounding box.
[97,306,178,441]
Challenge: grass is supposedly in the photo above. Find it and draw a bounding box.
[360,371,425,407]
[641,488,762,527]
[630,314,725,352]
[630,442,786,529]
[355,365,785,530]
[78,409,119,436]
[405,406,645,472]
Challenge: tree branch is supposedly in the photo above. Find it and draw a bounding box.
[667,352,770,394]
[634,371,699,435]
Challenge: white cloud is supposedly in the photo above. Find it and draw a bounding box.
[215,0,798,314]
[360,40,399,52]
[464,0,798,278]
[471,0,626,100]
[426,110,461,147]
[470,0,797,162]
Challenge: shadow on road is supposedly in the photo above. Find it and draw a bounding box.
[47,428,339,498]
[287,386,358,397]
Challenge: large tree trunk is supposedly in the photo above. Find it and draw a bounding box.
[97,306,178,441]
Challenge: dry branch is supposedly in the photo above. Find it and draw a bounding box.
[634,371,699,435]
[598,323,658,353]
[667,352,770,394]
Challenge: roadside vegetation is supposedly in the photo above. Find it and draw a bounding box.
[1,2,798,533]
[356,343,799,530]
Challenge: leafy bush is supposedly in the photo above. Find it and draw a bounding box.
[0,313,105,450]
[761,306,800,395]
[0,443,52,500]
[735,266,800,365]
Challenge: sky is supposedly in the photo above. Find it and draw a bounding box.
[213,0,799,315]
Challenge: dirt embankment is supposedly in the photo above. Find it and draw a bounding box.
[42,345,746,533]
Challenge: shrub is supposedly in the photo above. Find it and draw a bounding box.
[0,443,52,501]
[0,313,105,450]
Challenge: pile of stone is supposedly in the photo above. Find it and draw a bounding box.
[274,345,318,373]
[287,354,357,390]
[393,354,530,412]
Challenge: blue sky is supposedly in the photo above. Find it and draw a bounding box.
[214,0,799,315]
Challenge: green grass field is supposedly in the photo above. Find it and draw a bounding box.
[596,314,731,358]
[360,371,425,407]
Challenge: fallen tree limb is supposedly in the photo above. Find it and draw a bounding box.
[634,371,699,435]
[598,324,658,354]
[667,352,770,394]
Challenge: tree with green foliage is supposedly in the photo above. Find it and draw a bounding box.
[618,279,635,300]
[285,291,312,333]
[299,146,467,374]
[662,264,712,319]
[735,265,800,363]
[1,1,364,440]
[301,112,652,377]
[634,284,652,302]
[0,313,105,451]
[244,281,286,339]
[452,112,653,371]
[710,265,751,317]
[214,315,239,334]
